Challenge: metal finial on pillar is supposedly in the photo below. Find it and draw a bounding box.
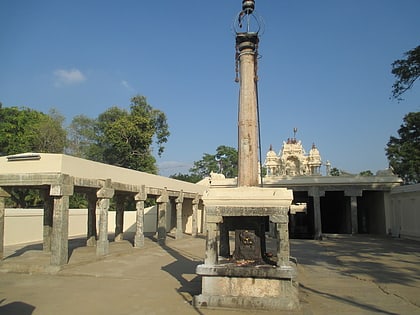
[233,0,264,35]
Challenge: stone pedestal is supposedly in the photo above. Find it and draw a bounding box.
[194,187,299,311]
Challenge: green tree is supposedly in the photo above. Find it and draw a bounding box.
[0,105,66,155]
[330,167,340,176]
[66,114,97,158]
[391,45,420,100]
[69,95,170,174]
[190,145,238,179]
[0,105,67,207]
[169,172,202,183]
[359,170,373,176]
[36,109,67,153]
[386,112,420,184]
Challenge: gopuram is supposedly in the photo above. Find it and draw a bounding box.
[194,1,299,311]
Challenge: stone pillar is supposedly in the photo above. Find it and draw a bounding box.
[114,195,125,242]
[96,179,114,257]
[134,185,146,248]
[219,222,230,258]
[157,188,169,245]
[86,192,97,247]
[50,174,74,266]
[204,215,221,265]
[345,189,362,235]
[42,190,53,252]
[175,190,184,239]
[191,194,200,237]
[309,188,325,240]
[271,211,290,267]
[0,188,10,260]
[236,33,260,187]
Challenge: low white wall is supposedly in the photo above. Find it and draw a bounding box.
[389,184,420,241]
[4,205,201,246]
[4,208,139,246]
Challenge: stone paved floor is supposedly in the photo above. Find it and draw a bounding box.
[0,234,420,315]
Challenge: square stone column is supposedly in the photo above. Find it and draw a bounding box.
[175,190,184,239]
[114,195,125,242]
[42,190,54,252]
[86,192,97,247]
[191,194,200,237]
[49,174,74,267]
[157,188,169,245]
[0,188,10,260]
[96,179,114,257]
[309,187,325,240]
[134,185,146,248]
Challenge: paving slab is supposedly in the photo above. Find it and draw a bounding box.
[1,234,420,315]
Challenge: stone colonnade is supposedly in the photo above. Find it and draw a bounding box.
[308,187,363,239]
[0,174,202,266]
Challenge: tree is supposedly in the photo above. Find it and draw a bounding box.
[386,112,420,184]
[359,170,373,176]
[0,105,67,207]
[391,45,420,100]
[330,167,340,176]
[68,95,169,174]
[190,145,238,179]
[170,173,202,183]
[0,105,66,155]
[66,114,97,158]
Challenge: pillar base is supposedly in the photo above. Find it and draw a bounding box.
[194,264,299,311]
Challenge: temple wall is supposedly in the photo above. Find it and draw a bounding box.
[389,184,420,241]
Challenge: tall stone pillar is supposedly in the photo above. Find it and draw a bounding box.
[345,189,362,235]
[134,185,146,248]
[0,188,10,260]
[191,194,200,237]
[236,33,260,187]
[175,190,184,239]
[96,179,114,257]
[114,195,125,242]
[50,174,74,267]
[309,187,324,240]
[86,192,97,246]
[42,190,53,252]
[157,189,169,245]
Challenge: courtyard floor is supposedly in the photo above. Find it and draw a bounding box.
[1,234,420,315]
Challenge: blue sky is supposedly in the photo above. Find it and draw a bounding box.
[1,1,419,176]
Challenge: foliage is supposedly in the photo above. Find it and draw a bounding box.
[0,105,66,155]
[0,105,67,207]
[66,115,97,158]
[391,45,420,100]
[359,170,373,176]
[169,173,202,183]
[330,167,340,176]
[67,95,169,174]
[189,145,238,179]
[386,112,420,184]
